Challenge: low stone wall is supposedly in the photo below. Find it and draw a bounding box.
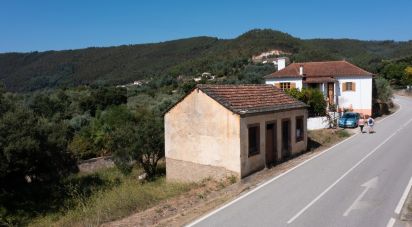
[307,116,329,130]
[78,156,115,173]
[166,158,239,182]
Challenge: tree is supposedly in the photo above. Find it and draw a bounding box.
[68,105,135,159]
[379,62,407,86]
[0,105,77,189]
[403,66,412,86]
[111,110,164,180]
[374,77,393,102]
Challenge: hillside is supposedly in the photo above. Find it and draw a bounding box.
[1,29,412,92]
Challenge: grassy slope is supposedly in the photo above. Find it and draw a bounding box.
[30,167,194,227]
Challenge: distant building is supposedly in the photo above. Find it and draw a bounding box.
[193,72,215,82]
[261,57,289,70]
[252,49,291,62]
[264,60,373,116]
[165,84,307,182]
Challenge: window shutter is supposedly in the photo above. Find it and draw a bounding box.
[290,83,296,89]
[352,82,356,91]
[342,82,347,92]
[274,83,280,88]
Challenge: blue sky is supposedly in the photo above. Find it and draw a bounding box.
[1,0,411,53]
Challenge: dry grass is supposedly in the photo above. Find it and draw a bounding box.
[308,128,351,150]
[29,168,194,227]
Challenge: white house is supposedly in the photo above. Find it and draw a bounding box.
[264,60,373,116]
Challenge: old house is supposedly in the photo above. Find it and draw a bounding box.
[264,60,373,116]
[165,84,307,182]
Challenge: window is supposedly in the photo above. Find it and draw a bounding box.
[280,82,291,91]
[296,116,304,142]
[248,125,260,156]
[346,82,353,91]
[343,82,356,92]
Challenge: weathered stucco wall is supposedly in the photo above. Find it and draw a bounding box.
[165,89,241,182]
[239,108,308,177]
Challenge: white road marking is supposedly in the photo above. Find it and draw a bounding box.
[386,218,396,227]
[395,176,412,215]
[343,177,378,216]
[287,117,412,224]
[185,131,359,226]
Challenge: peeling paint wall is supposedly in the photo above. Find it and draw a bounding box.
[165,89,241,181]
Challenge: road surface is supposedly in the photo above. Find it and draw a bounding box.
[188,96,412,227]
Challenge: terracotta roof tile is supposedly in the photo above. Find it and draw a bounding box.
[196,84,306,115]
[264,60,373,79]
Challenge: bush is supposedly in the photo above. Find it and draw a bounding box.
[286,88,327,117]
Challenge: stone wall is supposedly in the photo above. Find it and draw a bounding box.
[78,156,114,173]
[166,158,239,182]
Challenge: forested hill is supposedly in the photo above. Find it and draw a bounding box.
[1,29,412,92]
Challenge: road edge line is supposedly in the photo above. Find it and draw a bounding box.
[386,218,396,227]
[395,176,412,215]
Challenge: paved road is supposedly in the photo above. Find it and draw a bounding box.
[189,96,412,227]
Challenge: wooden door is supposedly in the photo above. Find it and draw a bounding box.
[328,82,334,105]
[266,123,277,166]
[281,120,291,159]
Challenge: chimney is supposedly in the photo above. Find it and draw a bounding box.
[299,65,304,75]
[277,57,286,71]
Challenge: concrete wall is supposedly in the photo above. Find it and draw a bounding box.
[165,89,241,182]
[239,108,308,177]
[265,77,303,90]
[307,116,329,130]
[337,76,373,116]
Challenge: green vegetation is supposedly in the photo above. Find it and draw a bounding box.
[374,77,393,102]
[378,56,412,87]
[286,88,327,117]
[0,83,169,226]
[2,29,412,92]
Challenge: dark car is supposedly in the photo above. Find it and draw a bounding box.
[339,112,360,128]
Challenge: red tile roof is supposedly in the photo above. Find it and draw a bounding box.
[196,84,306,115]
[264,60,373,79]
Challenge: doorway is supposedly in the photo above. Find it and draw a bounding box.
[265,122,277,167]
[281,119,291,159]
[328,82,334,105]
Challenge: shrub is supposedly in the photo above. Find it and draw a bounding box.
[286,88,327,117]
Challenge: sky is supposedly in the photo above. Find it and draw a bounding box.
[1,0,411,53]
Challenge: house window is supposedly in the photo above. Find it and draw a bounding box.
[280,82,291,91]
[248,125,260,156]
[296,116,304,142]
[343,82,356,92]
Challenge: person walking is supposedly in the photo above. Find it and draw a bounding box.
[358,115,365,133]
[367,115,375,133]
